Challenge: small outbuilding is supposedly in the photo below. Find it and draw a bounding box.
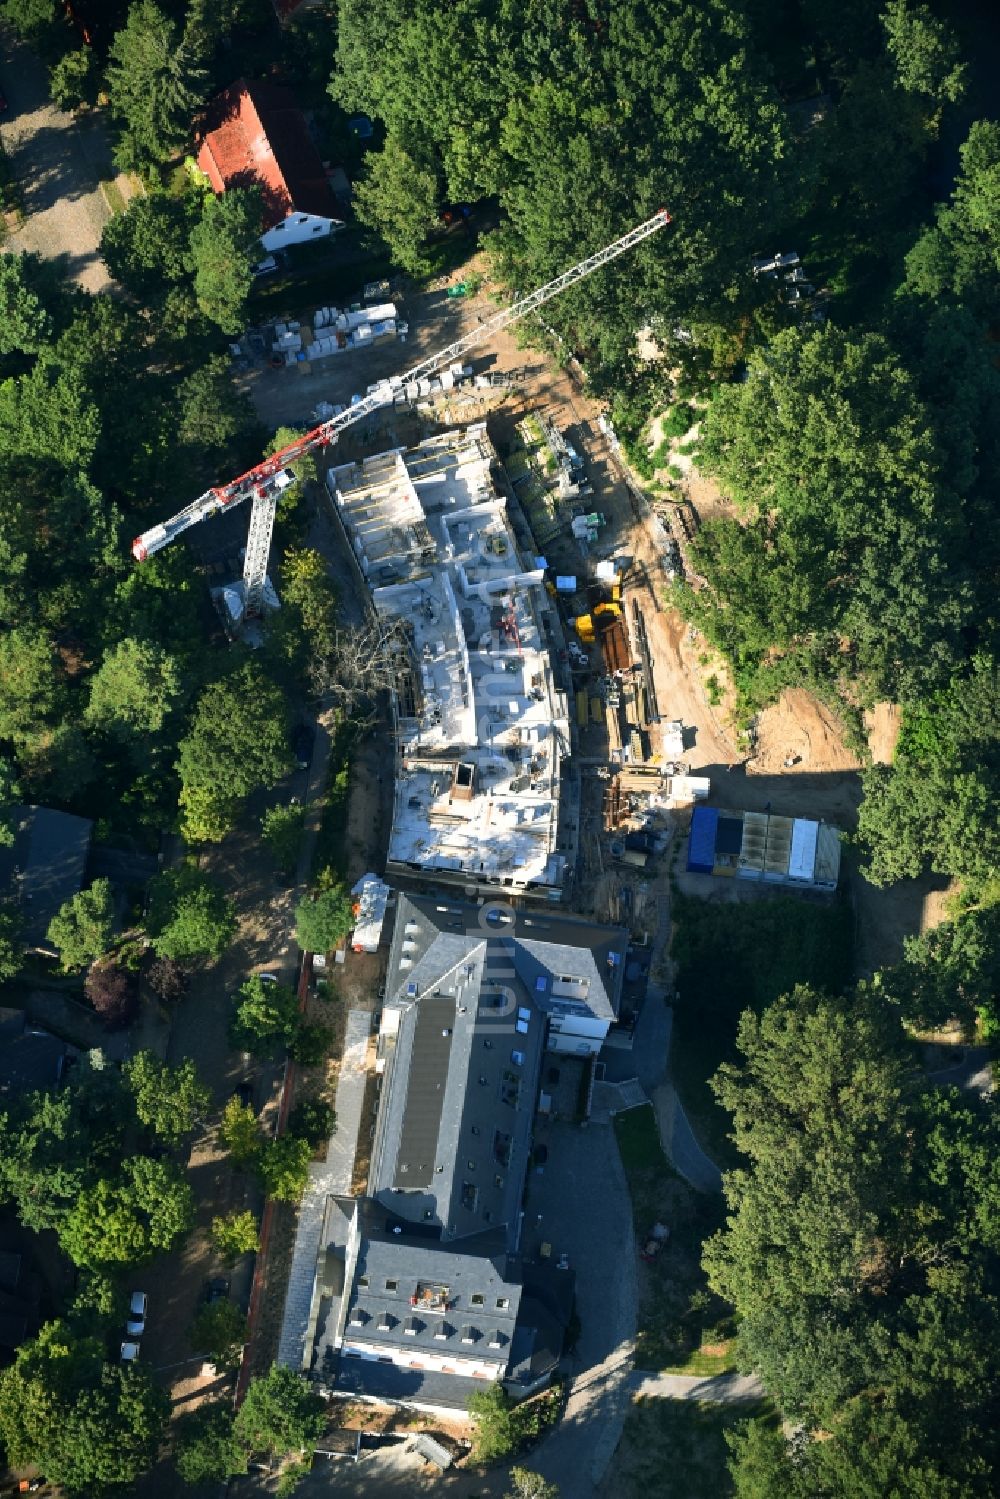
[0,805,93,954]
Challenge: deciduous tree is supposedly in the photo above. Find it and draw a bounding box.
[125,1052,210,1143]
[210,1209,260,1263]
[232,1363,325,1458]
[353,135,439,274]
[145,865,237,963]
[59,1155,195,1268]
[175,1401,248,1485]
[84,959,139,1030]
[0,1321,168,1497]
[176,663,290,842]
[189,1298,248,1366]
[256,1134,312,1203]
[294,883,354,956]
[47,879,116,973]
[85,637,183,748]
[230,973,300,1056]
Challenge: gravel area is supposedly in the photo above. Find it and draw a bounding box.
[0,25,131,292]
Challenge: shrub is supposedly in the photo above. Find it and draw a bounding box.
[288,1095,335,1146]
[210,1210,260,1264]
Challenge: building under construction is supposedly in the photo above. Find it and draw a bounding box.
[327,425,574,901]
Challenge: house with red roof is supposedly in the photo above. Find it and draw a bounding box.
[197,79,344,254]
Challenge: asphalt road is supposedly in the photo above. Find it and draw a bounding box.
[0,25,114,291]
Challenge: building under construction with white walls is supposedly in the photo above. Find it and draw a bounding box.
[327,425,575,901]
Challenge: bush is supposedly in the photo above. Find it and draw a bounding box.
[661,402,696,439]
[261,803,306,875]
[230,974,299,1056]
[147,955,188,1001]
[47,878,115,972]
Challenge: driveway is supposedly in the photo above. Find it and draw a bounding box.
[0,25,124,291]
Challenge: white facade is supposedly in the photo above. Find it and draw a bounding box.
[339,1339,503,1381]
[261,210,342,252]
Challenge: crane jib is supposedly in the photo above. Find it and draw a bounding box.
[130,207,672,574]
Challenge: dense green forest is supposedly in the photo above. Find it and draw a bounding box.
[0,0,998,1493]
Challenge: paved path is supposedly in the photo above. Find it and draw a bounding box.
[632,1369,765,1403]
[0,26,128,292]
[927,1045,994,1098]
[276,1008,370,1370]
[651,1076,723,1194]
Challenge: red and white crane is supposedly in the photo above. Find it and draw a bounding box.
[132,208,672,618]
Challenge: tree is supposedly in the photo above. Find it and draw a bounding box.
[261,802,306,875]
[219,1097,261,1165]
[84,959,139,1030]
[287,1094,335,1147]
[147,955,188,1001]
[353,135,440,274]
[145,864,237,963]
[0,625,65,742]
[189,1298,248,1366]
[857,656,1000,888]
[256,1134,312,1203]
[882,1,966,105]
[287,1021,333,1066]
[507,1471,560,1499]
[468,1383,520,1463]
[692,325,971,702]
[209,1209,260,1264]
[49,47,100,112]
[189,188,263,334]
[0,752,19,848]
[175,1401,248,1485]
[0,1321,168,1497]
[59,1156,195,1268]
[232,1364,325,1459]
[0,251,54,356]
[84,637,183,748]
[46,878,116,973]
[105,0,208,170]
[294,884,354,956]
[0,897,22,982]
[231,973,300,1056]
[125,1052,210,1143]
[99,193,197,294]
[176,663,290,842]
[903,121,1000,319]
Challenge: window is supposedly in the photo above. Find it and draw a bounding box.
[479,1076,488,1086]
[297,215,309,224]
[497,1297,509,1310]
[511,1049,525,1066]
[483,1039,493,1049]
[311,223,324,233]
[467,1159,476,1170]
[494,1174,504,1188]
[385,1279,398,1293]
[470,1125,480,1136]
[358,1275,369,1288]
[471,1293,485,1307]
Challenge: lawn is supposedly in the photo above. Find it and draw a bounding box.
[607,1396,777,1499]
[669,892,855,1170]
[613,1106,735,1373]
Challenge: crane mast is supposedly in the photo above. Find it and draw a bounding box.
[132,207,672,618]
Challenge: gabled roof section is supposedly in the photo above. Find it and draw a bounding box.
[196,78,338,228]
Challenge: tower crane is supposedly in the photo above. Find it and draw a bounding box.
[132,208,672,619]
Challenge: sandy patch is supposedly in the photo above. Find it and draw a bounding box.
[751,689,862,775]
[865,701,901,765]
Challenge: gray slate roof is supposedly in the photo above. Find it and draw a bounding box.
[369,893,625,1246]
[0,805,93,950]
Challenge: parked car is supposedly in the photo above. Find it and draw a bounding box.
[120,1340,140,1362]
[252,254,279,277]
[203,1276,230,1304]
[126,1290,147,1337]
[257,972,278,986]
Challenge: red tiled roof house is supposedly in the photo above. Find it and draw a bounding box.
[196,79,343,253]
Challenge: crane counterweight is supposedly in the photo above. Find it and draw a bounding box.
[131,207,672,619]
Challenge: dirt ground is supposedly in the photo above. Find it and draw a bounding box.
[751,689,862,775]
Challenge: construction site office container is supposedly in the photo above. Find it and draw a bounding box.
[713,815,743,876]
[687,804,718,873]
[764,815,793,881]
[620,849,648,870]
[813,823,842,889]
[738,809,767,878]
[788,818,820,882]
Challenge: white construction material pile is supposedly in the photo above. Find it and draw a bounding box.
[308,302,397,360]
